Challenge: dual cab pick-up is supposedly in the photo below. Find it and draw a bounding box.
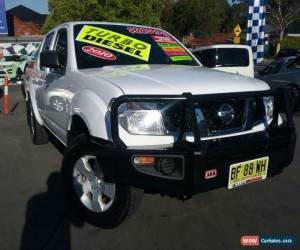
[24,22,296,228]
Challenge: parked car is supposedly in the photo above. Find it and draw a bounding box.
[275,48,300,60]
[258,55,300,110]
[24,22,296,228]
[191,44,254,77]
[0,55,28,84]
[259,56,297,76]
[0,69,6,86]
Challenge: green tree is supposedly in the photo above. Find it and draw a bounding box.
[163,0,229,39]
[43,0,165,33]
[222,1,248,33]
[43,0,100,32]
[160,0,176,33]
[197,0,228,34]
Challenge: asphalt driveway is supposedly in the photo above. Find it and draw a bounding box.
[0,87,299,250]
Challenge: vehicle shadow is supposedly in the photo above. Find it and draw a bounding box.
[20,172,83,250]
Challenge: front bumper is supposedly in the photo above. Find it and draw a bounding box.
[94,89,297,197]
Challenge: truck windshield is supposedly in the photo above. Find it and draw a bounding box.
[74,24,199,69]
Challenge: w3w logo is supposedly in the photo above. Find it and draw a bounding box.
[240,236,260,247]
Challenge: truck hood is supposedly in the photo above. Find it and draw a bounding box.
[78,64,270,95]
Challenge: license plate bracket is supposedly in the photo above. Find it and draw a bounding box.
[228,157,269,189]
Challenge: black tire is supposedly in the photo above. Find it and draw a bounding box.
[26,100,49,145]
[62,134,143,228]
[21,81,26,98]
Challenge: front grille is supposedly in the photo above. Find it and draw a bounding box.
[160,97,266,138]
[195,98,266,137]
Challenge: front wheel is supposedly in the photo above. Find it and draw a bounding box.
[62,134,143,228]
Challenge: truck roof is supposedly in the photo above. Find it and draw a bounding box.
[192,44,252,52]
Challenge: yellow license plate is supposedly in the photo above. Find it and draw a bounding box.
[228,157,269,189]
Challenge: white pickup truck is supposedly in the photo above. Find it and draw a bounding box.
[24,22,296,228]
[191,44,254,77]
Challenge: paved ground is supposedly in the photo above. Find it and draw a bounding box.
[0,87,299,250]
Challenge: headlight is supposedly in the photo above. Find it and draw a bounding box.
[118,102,166,135]
[263,96,274,124]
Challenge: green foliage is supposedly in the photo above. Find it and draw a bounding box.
[222,2,248,32]
[43,0,165,33]
[161,0,229,39]
[160,0,176,34]
[271,37,300,50]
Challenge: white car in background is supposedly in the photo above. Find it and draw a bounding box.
[191,44,254,77]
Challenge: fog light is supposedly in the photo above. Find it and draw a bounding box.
[133,156,155,166]
[156,158,176,175]
[132,155,184,180]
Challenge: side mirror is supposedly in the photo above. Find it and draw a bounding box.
[40,51,60,69]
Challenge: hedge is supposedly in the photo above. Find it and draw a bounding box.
[268,37,300,56]
[271,37,300,50]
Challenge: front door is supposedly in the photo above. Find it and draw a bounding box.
[34,32,55,116]
[43,28,73,142]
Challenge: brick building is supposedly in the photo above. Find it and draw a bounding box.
[6,5,47,36]
[183,33,234,48]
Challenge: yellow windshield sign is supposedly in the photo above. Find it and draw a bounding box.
[76,25,151,62]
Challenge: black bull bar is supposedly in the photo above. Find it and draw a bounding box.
[86,88,297,197]
[110,88,296,150]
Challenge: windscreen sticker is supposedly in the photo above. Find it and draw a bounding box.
[165,50,189,56]
[127,27,171,37]
[82,46,116,61]
[155,40,192,61]
[157,43,182,48]
[170,56,193,61]
[151,35,177,43]
[76,25,151,61]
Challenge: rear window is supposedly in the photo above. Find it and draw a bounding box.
[194,48,250,68]
[73,24,199,69]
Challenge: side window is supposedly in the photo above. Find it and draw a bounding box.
[40,32,54,70]
[53,29,68,75]
[42,32,54,52]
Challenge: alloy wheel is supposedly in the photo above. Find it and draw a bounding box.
[72,155,116,213]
